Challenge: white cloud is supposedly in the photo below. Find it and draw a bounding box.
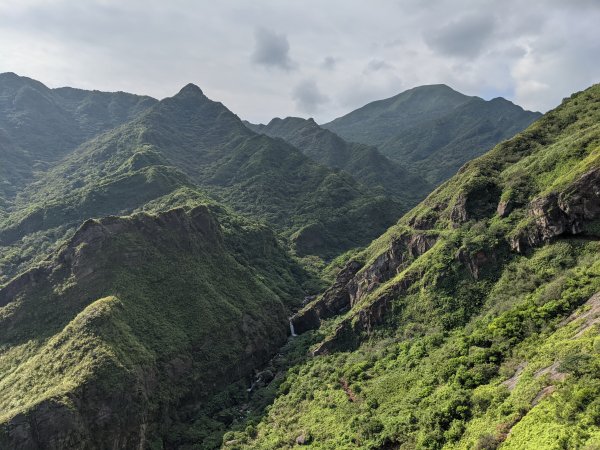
[292,79,329,114]
[0,0,597,122]
[424,12,496,58]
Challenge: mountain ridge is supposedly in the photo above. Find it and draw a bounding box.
[0,75,402,286]
[0,72,158,208]
[1,72,598,449]
[323,84,542,185]
[241,83,600,449]
[244,115,431,205]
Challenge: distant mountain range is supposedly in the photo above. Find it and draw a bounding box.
[0,72,157,204]
[323,84,541,185]
[244,116,430,205]
[2,72,595,450]
[0,75,401,281]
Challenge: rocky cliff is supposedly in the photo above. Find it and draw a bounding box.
[0,205,306,449]
[292,84,600,355]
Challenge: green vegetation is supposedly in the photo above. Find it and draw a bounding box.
[238,242,600,449]
[0,72,157,206]
[0,72,598,449]
[323,84,541,185]
[0,77,401,286]
[245,117,430,205]
[225,84,600,449]
[0,205,312,447]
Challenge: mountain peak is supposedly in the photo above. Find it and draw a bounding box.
[413,83,454,91]
[0,72,48,91]
[176,83,204,97]
[0,71,20,80]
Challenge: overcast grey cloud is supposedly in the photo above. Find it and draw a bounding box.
[321,56,337,71]
[425,13,496,58]
[0,0,598,122]
[251,27,296,71]
[293,79,329,114]
[365,59,395,73]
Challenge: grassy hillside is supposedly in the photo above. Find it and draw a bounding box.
[323,84,471,146]
[2,73,594,450]
[0,82,400,284]
[323,84,541,186]
[244,117,431,205]
[221,84,600,449]
[0,203,312,449]
[0,72,157,206]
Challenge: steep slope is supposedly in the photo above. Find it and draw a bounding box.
[381,96,545,185]
[324,84,471,146]
[0,72,157,205]
[0,203,309,449]
[229,84,600,448]
[323,84,541,185]
[0,83,400,283]
[244,117,431,205]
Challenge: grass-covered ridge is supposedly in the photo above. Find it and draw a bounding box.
[0,204,313,447]
[0,72,157,207]
[0,80,402,285]
[244,116,430,206]
[226,84,600,449]
[323,84,541,186]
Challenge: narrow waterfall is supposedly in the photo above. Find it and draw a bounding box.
[289,319,298,337]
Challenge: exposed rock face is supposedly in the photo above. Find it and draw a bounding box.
[291,260,362,334]
[497,199,513,218]
[349,234,437,303]
[291,232,437,336]
[0,266,50,308]
[312,270,422,355]
[456,248,494,280]
[511,168,600,252]
[299,168,600,356]
[450,180,501,226]
[450,193,469,224]
[0,205,293,449]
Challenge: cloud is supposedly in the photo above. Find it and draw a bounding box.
[321,56,336,71]
[292,79,328,113]
[365,59,394,73]
[0,0,598,122]
[425,13,496,58]
[251,27,296,71]
[383,38,403,49]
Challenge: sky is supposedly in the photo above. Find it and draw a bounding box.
[0,0,599,123]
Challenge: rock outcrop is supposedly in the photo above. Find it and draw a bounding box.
[291,232,437,339]
[0,205,299,449]
[299,167,600,355]
[511,168,600,252]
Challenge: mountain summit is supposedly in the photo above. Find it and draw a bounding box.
[323,84,541,185]
[252,83,600,450]
[177,82,204,96]
[1,74,598,449]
